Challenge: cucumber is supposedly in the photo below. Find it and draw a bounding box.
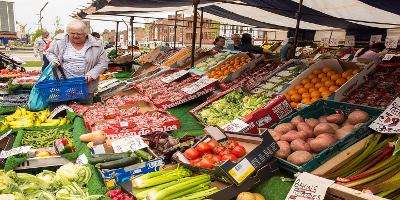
[134,149,153,161]
[97,155,140,169]
[88,152,131,165]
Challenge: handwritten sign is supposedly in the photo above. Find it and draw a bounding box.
[285,172,334,200]
[370,35,382,45]
[49,105,73,119]
[321,38,330,47]
[76,154,88,165]
[0,146,31,159]
[181,76,217,95]
[345,35,355,47]
[111,135,148,153]
[369,97,400,134]
[313,53,322,61]
[385,36,399,49]
[222,119,249,133]
[161,70,189,83]
[329,38,339,47]
[0,130,12,141]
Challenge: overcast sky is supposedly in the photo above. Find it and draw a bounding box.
[11,0,150,35]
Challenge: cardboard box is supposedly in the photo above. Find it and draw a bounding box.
[191,87,293,134]
[326,184,387,200]
[281,59,375,102]
[160,47,192,68]
[176,49,211,69]
[120,159,279,200]
[218,53,264,83]
[173,127,279,185]
[137,46,166,64]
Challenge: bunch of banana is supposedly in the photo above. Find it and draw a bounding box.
[1,107,70,129]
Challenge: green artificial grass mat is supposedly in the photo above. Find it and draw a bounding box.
[168,97,208,138]
[21,61,42,67]
[252,173,294,200]
[0,106,17,115]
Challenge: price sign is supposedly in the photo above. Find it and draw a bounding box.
[385,36,399,49]
[329,38,339,47]
[370,35,382,45]
[345,35,355,47]
[369,97,400,134]
[313,53,322,61]
[0,146,31,159]
[111,135,148,153]
[228,158,255,184]
[222,119,249,133]
[285,172,334,200]
[76,154,88,165]
[382,54,395,61]
[340,54,352,60]
[321,38,330,47]
[181,76,217,95]
[49,105,73,119]
[161,70,189,83]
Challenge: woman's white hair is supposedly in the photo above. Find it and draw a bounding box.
[66,20,89,35]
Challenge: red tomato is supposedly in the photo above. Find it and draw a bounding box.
[190,158,202,165]
[195,142,211,153]
[183,148,200,160]
[228,141,239,149]
[208,140,219,149]
[221,154,238,161]
[213,146,225,155]
[232,145,246,157]
[219,149,232,157]
[211,154,222,164]
[199,158,214,169]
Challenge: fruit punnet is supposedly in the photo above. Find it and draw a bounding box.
[206,55,252,80]
[285,67,359,108]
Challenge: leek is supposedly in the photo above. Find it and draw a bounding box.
[133,167,192,188]
[147,174,210,200]
[135,177,193,199]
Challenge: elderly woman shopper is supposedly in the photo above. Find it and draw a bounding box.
[46,20,108,104]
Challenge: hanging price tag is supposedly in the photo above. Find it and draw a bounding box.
[181,76,217,95]
[0,146,31,159]
[385,36,399,49]
[111,135,148,153]
[382,54,395,61]
[370,35,382,45]
[345,35,355,47]
[76,154,88,165]
[222,119,249,133]
[369,97,400,134]
[285,172,334,200]
[161,70,189,83]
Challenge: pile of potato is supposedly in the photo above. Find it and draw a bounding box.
[272,109,370,166]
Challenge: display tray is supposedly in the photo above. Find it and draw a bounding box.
[0,133,16,168]
[14,156,71,173]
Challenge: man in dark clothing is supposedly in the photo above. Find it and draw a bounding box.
[238,33,272,54]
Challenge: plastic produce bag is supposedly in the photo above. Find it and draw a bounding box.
[27,63,55,111]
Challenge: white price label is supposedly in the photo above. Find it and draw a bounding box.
[0,130,12,141]
[321,38,330,47]
[370,35,382,45]
[49,105,73,119]
[313,53,322,61]
[181,76,217,95]
[161,70,189,83]
[228,158,255,184]
[76,154,88,165]
[382,54,395,61]
[329,38,339,47]
[0,146,31,159]
[369,97,400,134]
[385,36,399,49]
[345,35,355,47]
[120,121,129,127]
[285,172,334,200]
[340,54,352,60]
[111,135,148,153]
[222,119,249,133]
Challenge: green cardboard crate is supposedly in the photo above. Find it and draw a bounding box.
[273,100,383,173]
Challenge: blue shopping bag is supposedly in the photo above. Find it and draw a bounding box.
[27,63,55,111]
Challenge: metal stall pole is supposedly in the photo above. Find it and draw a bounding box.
[199,7,204,48]
[292,0,304,58]
[115,21,119,56]
[174,11,178,49]
[191,0,200,68]
[130,17,134,59]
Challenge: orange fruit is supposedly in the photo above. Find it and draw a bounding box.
[314,83,323,89]
[301,98,312,104]
[308,87,318,93]
[311,97,320,103]
[288,88,298,96]
[336,78,347,86]
[295,85,302,90]
[308,74,317,79]
[310,91,321,98]
[352,69,359,75]
[329,85,339,92]
[290,102,298,108]
[320,77,330,82]
[317,73,327,79]
[322,67,332,73]
[304,83,313,90]
[342,71,352,78]
[301,78,311,85]
[330,74,341,82]
[312,69,322,75]
[319,87,329,93]
[290,94,302,103]
[297,87,308,94]
[311,78,320,84]
[321,91,331,99]
[326,71,336,77]
[302,93,311,99]
[346,75,353,80]
[324,80,335,87]
[284,93,291,102]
